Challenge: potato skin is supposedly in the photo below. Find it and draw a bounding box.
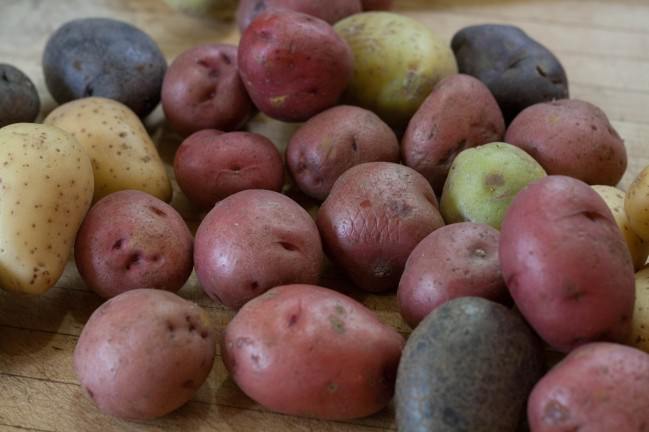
[625,166,649,242]
[74,289,216,420]
[528,342,649,432]
[286,105,399,201]
[74,190,193,298]
[0,64,40,127]
[402,74,505,194]
[161,44,254,137]
[194,190,323,309]
[500,175,635,352]
[628,266,649,353]
[222,284,405,420]
[317,162,444,293]
[174,130,284,209]
[398,222,505,328]
[238,9,353,122]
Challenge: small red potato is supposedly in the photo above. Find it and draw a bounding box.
[75,190,193,299]
[500,175,635,352]
[222,284,405,420]
[194,190,323,309]
[528,342,649,432]
[286,105,399,201]
[74,289,216,420]
[174,130,284,209]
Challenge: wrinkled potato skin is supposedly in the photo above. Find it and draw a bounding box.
[528,342,649,432]
[628,266,649,352]
[286,105,399,201]
[74,190,193,299]
[500,176,635,352]
[317,162,444,293]
[0,64,40,127]
[222,284,405,420]
[625,166,649,242]
[74,289,216,420]
[194,190,323,309]
[402,74,505,194]
[398,222,505,328]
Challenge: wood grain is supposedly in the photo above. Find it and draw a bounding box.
[1,0,649,431]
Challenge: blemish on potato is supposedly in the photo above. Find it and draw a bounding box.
[329,315,346,334]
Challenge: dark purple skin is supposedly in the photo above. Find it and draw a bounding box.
[0,64,40,127]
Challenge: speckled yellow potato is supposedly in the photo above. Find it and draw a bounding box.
[593,185,649,270]
[44,97,171,202]
[0,123,94,294]
[626,166,649,242]
[628,266,649,352]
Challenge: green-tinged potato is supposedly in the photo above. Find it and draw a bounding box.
[528,342,649,431]
[335,12,457,129]
[164,0,237,19]
[0,64,40,127]
[440,142,546,229]
[500,175,635,352]
[74,289,216,420]
[626,166,649,242]
[592,185,649,270]
[45,97,171,202]
[0,123,94,294]
[628,266,649,352]
[396,297,543,432]
[222,284,405,420]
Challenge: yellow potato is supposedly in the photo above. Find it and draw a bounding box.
[628,266,649,352]
[45,97,171,202]
[625,166,649,242]
[0,123,94,294]
[593,185,649,270]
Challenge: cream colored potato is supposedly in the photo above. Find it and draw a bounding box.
[626,166,649,242]
[628,266,649,352]
[0,123,94,294]
[45,97,171,202]
[593,185,649,270]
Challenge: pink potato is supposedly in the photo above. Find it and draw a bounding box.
[75,190,193,299]
[222,284,405,420]
[174,130,284,209]
[194,190,323,309]
[161,44,254,136]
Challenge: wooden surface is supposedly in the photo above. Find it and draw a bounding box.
[1,0,649,431]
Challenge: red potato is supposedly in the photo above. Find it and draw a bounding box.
[194,190,323,309]
[317,162,445,293]
[75,190,193,299]
[222,284,405,420]
[174,130,284,209]
[286,105,399,201]
[238,9,353,122]
[500,175,635,352]
[161,44,254,136]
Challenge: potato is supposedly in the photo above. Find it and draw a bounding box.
[74,289,216,420]
[44,97,171,202]
[0,64,40,127]
[396,297,543,432]
[42,18,166,118]
[161,44,254,137]
[174,130,284,209]
[0,123,94,294]
[625,166,649,242]
[592,185,649,270]
[440,142,546,229]
[75,190,193,299]
[398,222,506,328]
[222,284,405,420]
[628,266,649,352]
[238,9,353,122]
[528,342,649,431]
[286,105,399,201]
[361,0,393,10]
[317,162,444,293]
[452,24,569,123]
[402,74,505,194]
[500,175,635,352]
[194,190,323,309]
[334,12,457,129]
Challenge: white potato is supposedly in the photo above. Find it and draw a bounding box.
[628,266,649,352]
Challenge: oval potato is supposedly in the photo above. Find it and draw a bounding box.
[626,165,649,242]
[628,266,649,352]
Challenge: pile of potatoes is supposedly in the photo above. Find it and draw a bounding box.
[3,0,649,430]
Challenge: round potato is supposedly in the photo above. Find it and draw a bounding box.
[194,190,323,309]
[75,190,193,299]
[500,175,635,352]
[628,266,649,352]
[74,289,216,420]
[528,342,649,431]
[174,130,284,209]
[402,74,505,194]
[222,284,405,420]
[625,166,649,242]
[286,105,399,201]
[317,162,444,293]
[398,222,506,328]
[0,64,40,127]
